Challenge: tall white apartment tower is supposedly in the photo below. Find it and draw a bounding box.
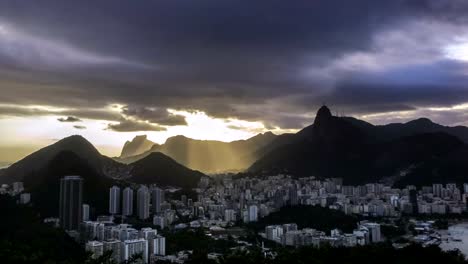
[137,185,150,220]
[122,187,134,216]
[82,204,90,221]
[152,187,164,214]
[109,186,121,215]
[248,205,258,222]
[59,176,83,231]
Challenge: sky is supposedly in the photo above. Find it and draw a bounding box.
[1,0,468,161]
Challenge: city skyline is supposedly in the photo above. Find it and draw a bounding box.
[4,1,468,263]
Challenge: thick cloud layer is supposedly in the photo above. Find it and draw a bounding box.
[1,0,468,129]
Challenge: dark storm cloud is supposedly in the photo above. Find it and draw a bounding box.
[0,103,121,121]
[302,60,468,115]
[106,118,167,132]
[122,106,187,126]
[57,116,81,122]
[1,0,468,129]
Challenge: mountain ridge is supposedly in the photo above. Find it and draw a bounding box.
[249,106,468,187]
[0,135,205,189]
[117,132,278,173]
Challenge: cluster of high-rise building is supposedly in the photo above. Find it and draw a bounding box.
[55,176,167,263]
[82,223,165,263]
[108,185,166,220]
[55,174,468,237]
[7,172,468,263]
[188,175,468,228]
[264,221,381,248]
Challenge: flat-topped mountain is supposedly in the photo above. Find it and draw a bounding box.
[120,135,156,158]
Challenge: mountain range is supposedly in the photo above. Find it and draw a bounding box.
[2,105,468,216]
[118,108,468,180]
[249,106,468,187]
[117,132,277,173]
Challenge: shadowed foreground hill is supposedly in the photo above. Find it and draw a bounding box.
[0,135,117,184]
[0,195,87,263]
[0,136,205,216]
[25,151,115,217]
[0,195,143,263]
[129,152,205,188]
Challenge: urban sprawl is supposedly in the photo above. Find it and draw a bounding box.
[2,174,467,263]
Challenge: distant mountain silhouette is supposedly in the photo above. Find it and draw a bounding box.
[117,132,277,173]
[120,135,156,158]
[250,106,468,186]
[342,117,468,143]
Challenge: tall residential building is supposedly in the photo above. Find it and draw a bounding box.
[224,209,236,222]
[433,184,443,197]
[289,186,299,206]
[109,186,121,215]
[140,227,157,240]
[121,239,149,263]
[248,205,258,222]
[59,176,83,231]
[282,223,298,233]
[137,186,150,220]
[122,187,134,216]
[266,225,284,241]
[152,187,164,214]
[152,235,166,256]
[83,204,90,221]
[360,222,382,243]
[446,183,457,192]
[140,228,158,255]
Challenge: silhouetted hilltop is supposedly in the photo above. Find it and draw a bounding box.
[250,106,468,186]
[1,135,113,183]
[129,152,205,188]
[0,135,206,215]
